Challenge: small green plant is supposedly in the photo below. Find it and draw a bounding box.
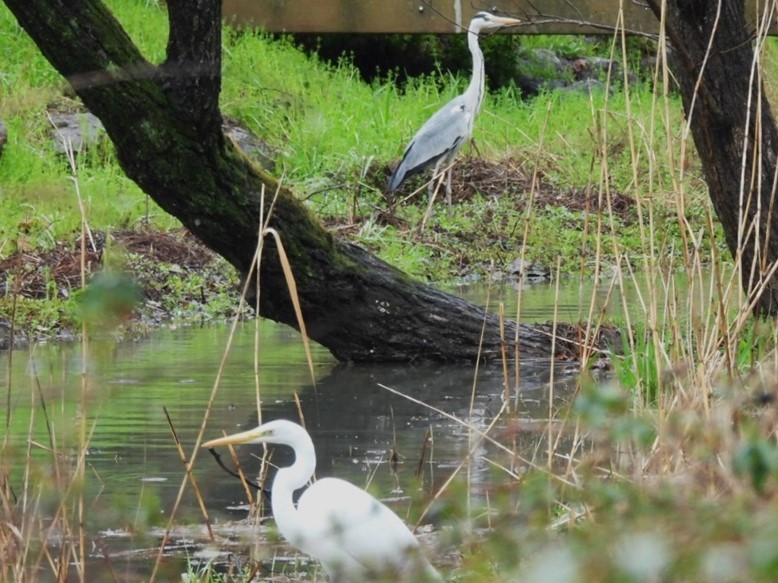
[612,326,664,405]
[181,558,258,583]
[733,433,778,495]
[521,35,602,60]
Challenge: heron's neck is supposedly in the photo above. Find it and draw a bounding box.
[465,29,486,115]
[270,439,317,534]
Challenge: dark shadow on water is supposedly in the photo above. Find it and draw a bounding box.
[201,359,580,519]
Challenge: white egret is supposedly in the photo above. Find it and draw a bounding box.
[388,11,521,211]
[203,419,442,582]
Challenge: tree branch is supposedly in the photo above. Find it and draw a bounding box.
[164,0,223,136]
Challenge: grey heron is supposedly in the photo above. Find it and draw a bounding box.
[204,420,442,582]
[388,12,521,211]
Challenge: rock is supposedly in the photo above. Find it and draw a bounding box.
[46,109,276,171]
[585,57,616,78]
[508,258,551,281]
[49,111,106,154]
[531,48,565,72]
[565,78,608,95]
[573,56,639,87]
[514,47,647,97]
[515,48,568,96]
[0,320,11,351]
[223,118,277,171]
[0,320,26,351]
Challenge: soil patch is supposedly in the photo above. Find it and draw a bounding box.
[0,229,216,301]
[380,155,635,220]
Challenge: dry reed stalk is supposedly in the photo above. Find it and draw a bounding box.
[253,186,268,427]
[464,274,493,520]
[499,302,509,404]
[293,391,306,428]
[512,100,552,391]
[3,292,16,434]
[163,406,214,540]
[414,428,432,481]
[546,256,562,472]
[31,135,98,583]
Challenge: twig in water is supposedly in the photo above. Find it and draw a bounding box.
[207,448,270,501]
[164,407,215,541]
[415,428,432,481]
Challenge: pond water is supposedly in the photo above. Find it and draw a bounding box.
[0,274,683,580]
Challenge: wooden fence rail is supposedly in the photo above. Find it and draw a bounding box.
[224,0,775,35]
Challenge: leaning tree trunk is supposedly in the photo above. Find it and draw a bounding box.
[2,0,586,362]
[648,0,778,316]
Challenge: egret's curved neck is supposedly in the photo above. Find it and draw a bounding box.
[465,29,486,115]
[270,437,317,534]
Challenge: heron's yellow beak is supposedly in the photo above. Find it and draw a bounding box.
[493,16,521,28]
[203,426,267,449]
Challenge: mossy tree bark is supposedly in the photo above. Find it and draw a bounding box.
[647,0,778,316]
[2,0,579,362]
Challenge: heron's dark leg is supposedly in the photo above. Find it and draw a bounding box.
[445,167,453,216]
[429,159,445,202]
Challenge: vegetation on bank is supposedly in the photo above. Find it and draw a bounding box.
[3,1,778,583]
[0,0,726,337]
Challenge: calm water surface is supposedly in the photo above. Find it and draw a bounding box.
[0,276,680,579]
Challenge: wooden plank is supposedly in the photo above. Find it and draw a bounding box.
[223,0,775,35]
[222,0,643,34]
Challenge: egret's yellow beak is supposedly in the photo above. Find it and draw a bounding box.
[203,426,267,449]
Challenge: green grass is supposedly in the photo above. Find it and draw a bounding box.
[0,0,705,282]
[0,2,178,254]
[215,25,715,281]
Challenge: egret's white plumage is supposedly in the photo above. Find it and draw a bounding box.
[203,419,441,582]
[388,12,521,210]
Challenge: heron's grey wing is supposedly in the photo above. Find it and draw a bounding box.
[388,95,472,191]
